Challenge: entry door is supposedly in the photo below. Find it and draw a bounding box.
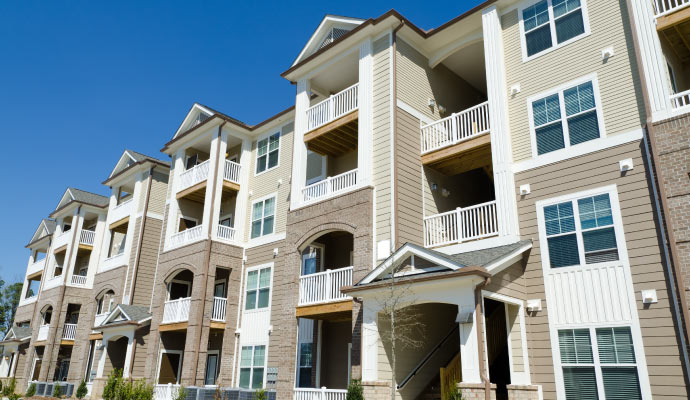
[205,353,218,385]
[56,359,70,381]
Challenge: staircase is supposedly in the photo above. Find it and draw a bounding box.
[416,352,461,400]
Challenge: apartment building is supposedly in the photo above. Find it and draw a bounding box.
[2,1,690,400]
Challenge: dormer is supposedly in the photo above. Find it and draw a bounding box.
[291,15,364,67]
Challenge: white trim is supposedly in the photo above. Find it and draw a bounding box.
[248,193,278,241]
[527,73,606,159]
[518,0,591,62]
[484,241,533,274]
[253,130,282,177]
[514,128,643,173]
[243,263,274,313]
[156,349,183,384]
[292,15,365,67]
[246,232,287,248]
[396,99,435,125]
[167,279,191,300]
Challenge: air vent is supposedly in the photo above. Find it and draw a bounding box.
[319,27,349,49]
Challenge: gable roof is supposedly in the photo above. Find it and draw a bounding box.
[104,149,169,185]
[3,326,32,342]
[26,218,56,247]
[97,304,151,329]
[291,15,365,67]
[52,187,109,215]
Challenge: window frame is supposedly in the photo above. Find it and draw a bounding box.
[518,0,591,62]
[243,264,273,312]
[156,349,184,385]
[250,194,277,239]
[254,130,281,176]
[238,344,267,389]
[527,74,606,160]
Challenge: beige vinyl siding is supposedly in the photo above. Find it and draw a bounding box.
[147,171,169,216]
[507,304,524,373]
[245,122,294,240]
[396,108,424,247]
[502,1,646,162]
[396,38,484,120]
[372,34,393,246]
[131,326,150,378]
[515,140,687,399]
[131,217,163,305]
[122,217,142,297]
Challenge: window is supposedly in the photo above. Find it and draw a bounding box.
[250,197,275,239]
[185,154,198,170]
[522,0,587,59]
[559,327,641,399]
[239,345,265,389]
[531,79,601,156]
[543,192,618,268]
[178,217,197,232]
[298,343,313,387]
[205,352,219,385]
[108,229,127,257]
[256,132,280,174]
[245,267,271,310]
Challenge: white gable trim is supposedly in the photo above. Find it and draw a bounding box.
[55,189,75,210]
[108,151,138,179]
[173,103,215,139]
[359,243,463,285]
[484,242,532,274]
[292,15,364,67]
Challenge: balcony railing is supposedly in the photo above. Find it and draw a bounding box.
[306,83,359,132]
[294,388,347,400]
[62,323,77,340]
[424,200,499,248]
[223,160,241,184]
[168,224,206,250]
[27,258,46,276]
[154,384,181,400]
[216,224,237,243]
[652,0,690,17]
[671,89,690,110]
[212,297,227,322]
[37,325,49,341]
[70,274,87,286]
[298,266,353,306]
[421,102,490,154]
[177,160,210,193]
[301,169,358,205]
[162,297,191,324]
[109,198,133,224]
[79,229,96,246]
[94,313,108,327]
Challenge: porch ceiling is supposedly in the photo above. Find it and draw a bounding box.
[658,12,690,63]
[304,111,358,157]
[296,299,353,322]
[422,133,491,176]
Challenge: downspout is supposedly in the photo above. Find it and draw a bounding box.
[128,167,154,304]
[392,20,404,248]
[192,121,226,385]
[231,247,247,387]
[474,278,491,400]
[625,3,690,384]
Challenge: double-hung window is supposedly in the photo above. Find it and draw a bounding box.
[544,192,618,268]
[245,267,271,310]
[256,132,280,174]
[239,345,265,389]
[559,327,642,399]
[250,196,275,239]
[532,79,601,156]
[298,343,313,387]
[522,0,587,58]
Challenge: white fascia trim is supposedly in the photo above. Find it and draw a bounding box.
[513,128,643,173]
[432,235,520,255]
[292,16,365,67]
[484,242,533,274]
[173,103,216,139]
[359,243,463,285]
[396,99,435,125]
[246,232,286,249]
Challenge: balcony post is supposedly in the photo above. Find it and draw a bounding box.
[456,207,463,243]
[357,38,373,187]
[291,78,311,209]
[122,334,135,378]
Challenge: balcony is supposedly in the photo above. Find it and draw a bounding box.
[653,1,690,85]
[216,224,237,244]
[298,266,353,307]
[652,0,690,18]
[161,297,191,324]
[52,230,72,252]
[93,313,108,328]
[62,323,77,341]
[420,102,491,176]
[301,169,358,205]
[43,275,63,290]
[423,200,498,248]
[294,388,347,400]
[70,274,87,287]
[109,198,133,225]
[167,224,206,250]
[305,84,359,157]
[223,160,241,190]
[101,251,127,271]
[37,325,49,342]
[211,297,227,322]
[78,229,96,248]
[176,159,210,201]
[671,89,690,110]
[27,258,46,276]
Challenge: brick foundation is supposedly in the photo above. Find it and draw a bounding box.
[361,381,391,399]
[506,384,540,400]
[457,382,496,400]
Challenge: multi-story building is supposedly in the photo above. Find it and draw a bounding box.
[2,1,690,399]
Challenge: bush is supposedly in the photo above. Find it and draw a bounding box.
[52,383,62,398]
[346,379,364,400]
[103,369,123,400]
[173,385,186,400]
[3,378,16,396]
[448,381,464,400]
[26,382,37,397]
[76,380,88,399]
[131,380,154,400]
[253,388,266,400]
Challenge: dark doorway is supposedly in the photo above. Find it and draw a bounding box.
[484,298,511,400]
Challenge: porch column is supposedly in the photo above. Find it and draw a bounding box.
[357,38,373,186]
[202,131,222,231]
[209,130,229,240]
[482,5,519,239]
[122,335,135,378]
[290,78,311,209]
[233,138,252,238]
[455,284,481,384]
[96,341,107,379]
[361,303,380,381]
[9,352,18,377]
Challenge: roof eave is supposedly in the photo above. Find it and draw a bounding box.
[102,159,170,186]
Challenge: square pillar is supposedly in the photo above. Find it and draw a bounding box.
[290,78,311,209]
[361,303,379,382]
[122,336,135,378]
[357,38,373,186]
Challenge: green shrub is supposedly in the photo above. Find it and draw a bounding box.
[4,378,16,396]
[448,381,464,400]
[26,382,37,397]
[76,380,88,399]
[52,383,61,398]
[174,385,187,400]
[8,393,20,400]
[132,380,154,400]
[253,388,266,400]
[103,369,123,400]
[346,379,364,400]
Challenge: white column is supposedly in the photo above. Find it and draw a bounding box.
[482,5,520,239]
[361,303,379,381]
[290,78,311,209]
[122,336,135,378]
[210,131,229,240]
[96,341,107,378]
[66,209,85,281]
[235,138,252,241]
[9,352,18,377]
[357,38,374,186]
[202,132,222,231]
[629,0,672,120]
[164,150,185,246]
[458,304,481,383]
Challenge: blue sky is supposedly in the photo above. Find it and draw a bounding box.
[0,0,483,281]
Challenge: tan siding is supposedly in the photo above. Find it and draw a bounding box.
[502,2,646,162]
[396,108,424,246]
[132,217,164,305]
[246,122,294,240]
[131,326,150,379]
[148,171,169,216]
[373,33,392,246]
[515,141,687,399]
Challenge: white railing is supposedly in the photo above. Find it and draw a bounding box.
[299,266,353,306]
[79,229,96,246]
[37,325,49,341]
[154,384,181,400]
[223,160,241,184]
[423,200,499,248]
[109,198,133,224]
[212,297,227,321]
[216,224,237,243]
[301,169,358,204]
[420,102,490,154]
[306,83,359,132]
[52,229,72,250]
[653,0,690,17]
[671,89,690,110]
[94,313,108,327]
[62,323,77,340]
[43,275,63,290]
[101,252,126,272]
[177,159,210,193]
[167,224,206,250]
[294,388,348,400]
[27,258,46,276]
[70,274,87,286]
[162,297,191,324]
